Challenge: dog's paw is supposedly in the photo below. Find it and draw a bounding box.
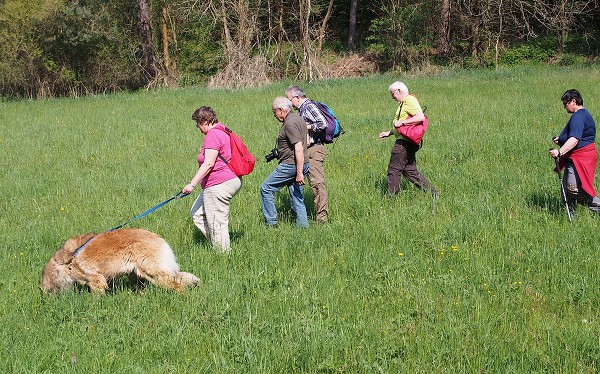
[177,272,199,288]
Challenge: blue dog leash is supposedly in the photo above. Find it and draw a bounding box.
[109,191,188,231]
[73,191,189,257]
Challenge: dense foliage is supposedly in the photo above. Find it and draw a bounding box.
[0,0,599,98]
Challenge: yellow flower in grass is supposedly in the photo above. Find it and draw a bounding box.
[451,245,458,251]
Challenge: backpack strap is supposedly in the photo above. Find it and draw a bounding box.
[211,125,231,164]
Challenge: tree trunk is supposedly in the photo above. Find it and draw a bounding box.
[162,5,171,76]
[316,0,334,57]
[348,0,357,55]
[299,0,313,81]
[277,0,284,79]
[470,22,479,57]
[438,0,450,56]
[494,0,503,68]
[138,0,159,81]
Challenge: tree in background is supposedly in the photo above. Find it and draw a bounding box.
[0,0,63,98]
[207,0,271,88]
[437,0,450,56]
[1,0,599,98]
[0,0,148,97]
[137,0,160,84]
[525,0,597,52]
[348,0,357,55]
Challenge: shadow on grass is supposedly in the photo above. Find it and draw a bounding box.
[192,224,246,245]
[55,276,149,295]
[527,191,563,216]
[266,189,308,225]
[304,189,316,220]
[375,176,419,197]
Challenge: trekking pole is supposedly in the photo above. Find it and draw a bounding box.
[553,156,573,221]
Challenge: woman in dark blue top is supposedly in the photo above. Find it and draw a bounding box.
[549,89,600,216]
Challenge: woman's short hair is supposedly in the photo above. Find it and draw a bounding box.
[273,97,293,111]
[192,106,218,125]
[561,89,583,106]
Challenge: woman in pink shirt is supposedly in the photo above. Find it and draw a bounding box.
[182,106,242,253]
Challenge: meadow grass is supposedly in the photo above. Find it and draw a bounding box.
[1,65,599,373]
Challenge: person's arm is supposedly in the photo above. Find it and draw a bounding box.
[294,142,305,185]
[393,111,425,128]
[305,103,328,133]
[549,137,579,158]
[379,130,393,139]
[183,148,218,193]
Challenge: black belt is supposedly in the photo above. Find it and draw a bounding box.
[395,138,419,148]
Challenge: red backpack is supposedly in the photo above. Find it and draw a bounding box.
[214,126,256,176]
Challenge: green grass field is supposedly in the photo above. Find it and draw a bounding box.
[1,65,599,372]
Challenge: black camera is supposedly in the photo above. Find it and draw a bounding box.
[265,148,279,162]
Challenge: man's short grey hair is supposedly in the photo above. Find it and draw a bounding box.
[286,85,306,98]
[389,81,409,96]
[273,97,293,111]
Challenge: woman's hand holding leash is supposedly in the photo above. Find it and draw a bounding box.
[182,184,195,194]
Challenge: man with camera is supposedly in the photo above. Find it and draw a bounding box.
[260,97,310,228]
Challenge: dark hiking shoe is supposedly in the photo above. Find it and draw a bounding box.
[588,205,600,215]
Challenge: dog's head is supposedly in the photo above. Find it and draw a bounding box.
[41,256,73,294]
[41,233,96,294]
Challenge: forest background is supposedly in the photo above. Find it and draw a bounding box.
[1,0,599,99]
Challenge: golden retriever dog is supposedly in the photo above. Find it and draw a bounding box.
[41,228,198,295]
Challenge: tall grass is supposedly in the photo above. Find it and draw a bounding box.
[1,65,598,372]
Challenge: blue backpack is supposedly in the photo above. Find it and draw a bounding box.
[313,101,344,144]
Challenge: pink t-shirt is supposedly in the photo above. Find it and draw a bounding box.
[197,123,237,188]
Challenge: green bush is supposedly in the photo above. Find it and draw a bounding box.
[499,43,555,65]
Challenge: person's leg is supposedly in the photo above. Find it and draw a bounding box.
[288,162,310,228]
[402,144,438,196]
[308,144,329,223]
[387,141,407,195]
[589,196,600,214]
[191,191,210,239]
[260,163,297,226]
[203,177,242,253]
[563,161,578,213]
[567,161,600,214]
